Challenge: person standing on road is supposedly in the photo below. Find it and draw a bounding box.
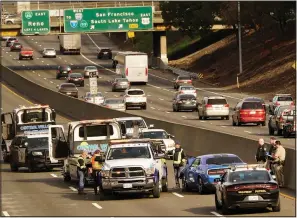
[172,142,186,189]
[91,150,103,195]
[77,150,88,195]
[271,141,286,187]
[132,120,140,139]
[266,137,277,170]
[255,138,267,165]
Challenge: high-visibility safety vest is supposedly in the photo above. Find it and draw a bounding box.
[77,156,86,170]
[173,149,186,165]
[91,154,102,170]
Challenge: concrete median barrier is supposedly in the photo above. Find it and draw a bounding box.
[1,64,295,192]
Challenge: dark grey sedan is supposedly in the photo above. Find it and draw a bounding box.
[57,83,78,98]
[111,78,130,92]
[172,94,197,112]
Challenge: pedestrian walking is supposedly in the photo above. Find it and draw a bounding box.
[271,141,286,187]
[255,138,267,166]
[172,142,186,189]
[91,150,103,195]
[77,150,88,195]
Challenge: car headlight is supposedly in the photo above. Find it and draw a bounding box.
[145,167,155,175]
[32,151,43,156]
[101,170,110,177]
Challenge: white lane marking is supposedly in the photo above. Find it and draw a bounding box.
[99,77,102,79]
[47,64,49,65]
[33,71,35,73]
[70,63,73,65]
[59,57,61,59]
[9,54,11,56]
[50,174,57,178]
[18,61,20,63]
[114,95,118,97]
[172,192,184,198]
[210,211,225,217]
[244,130,252,134]
[200,121,205,123]
[149,84,161,89]
[44,78,47,80]
[87,34,101,49]
[22,65,25,67]
[2,211,10,217]
[64,60,67,62]
[150,107,155,110]
[182,116,187,118]
[39,45,42,46]
[92,203,103,209]
[41,61,44,63]
[50,81,53,83]
[6,51,8,53]
[147,94,151,97]
[69,186,77,191]
[31,38,34,40]
[35,41,38,43]
[38,74,40,76]
[166,111,170,113]
[36,58,39,60]
[104,91,108,93]
[159,98,164,101]
[221,126,226,128]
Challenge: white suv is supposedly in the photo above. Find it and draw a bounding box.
[124,89,147,110]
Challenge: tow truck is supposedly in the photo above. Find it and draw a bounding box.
[283,109,296,138]
[47,119,125,184]
[1,104,56,162]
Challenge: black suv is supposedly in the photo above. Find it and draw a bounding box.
[9,135,63,172]
[56,65,72,79]
[97,48,112,59]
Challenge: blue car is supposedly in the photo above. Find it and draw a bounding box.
[180,153,246,194]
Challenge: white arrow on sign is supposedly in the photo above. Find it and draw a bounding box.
[89,77,97,87]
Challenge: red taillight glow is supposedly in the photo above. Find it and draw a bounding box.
[291,102,294,105]
[280,117,283,122]
[125,68,128,76]
[206,104,212,108]
[240,110,248,115]
[227,186,240,191]
[145,68,148,76]
[227,184,278,191]
[188,80,192,83]
[224,104,229,107]
[276,101,280,105]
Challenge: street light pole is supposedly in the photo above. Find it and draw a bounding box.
[38,1,40,10]
[237,1,243,89]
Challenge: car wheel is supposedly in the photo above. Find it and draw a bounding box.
[30,57,33,60]
[152,181,161,198]
[226,116,230,120]
[10,162,18,172]
[63,175,71,182]
[28,160,36,172]
[272,198,281,212]
[221,198,230,215]
[215,193,222,210]
[182,176,190,192]
[142,104,147,110]
[161,177,168,192]
[197,176,206,194]
[98,186,107,201]
[81,83,84,87]
[19,57,22,60]
[232,118,236,126]
[283,129,290,138]
[262,121,266,126]
[237,118,241,126]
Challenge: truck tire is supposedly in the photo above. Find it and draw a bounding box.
[30,57,33,60]
[10,162,18,172]
[283,129,290,138]
[161,177,168,192]
[152,181,160,198]
[142,104,147,110]
[19,57,22,60]
[63,175,71,182]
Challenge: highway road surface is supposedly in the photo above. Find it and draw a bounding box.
[1,34,295,149]
[1,83,295,216]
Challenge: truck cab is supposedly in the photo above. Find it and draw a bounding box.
[48,119,125,183]
[1,104,56,162]
[97,139,168,200]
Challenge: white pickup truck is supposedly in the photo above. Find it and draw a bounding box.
[97,139,168,200]
[124,89,147,110]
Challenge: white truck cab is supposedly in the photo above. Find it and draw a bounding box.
[48,119,125,183]
[97,139,168,200]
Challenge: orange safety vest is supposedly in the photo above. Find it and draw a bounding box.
[91,154,102,170]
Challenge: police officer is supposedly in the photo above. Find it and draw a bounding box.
[77,150,88,195]
[91,150,103,195]
[266,137,277,170]
[271,141,286,187]
[255,138,267,165]
[172,142,186,188]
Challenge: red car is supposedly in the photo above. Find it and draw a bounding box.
[232,100,266,126]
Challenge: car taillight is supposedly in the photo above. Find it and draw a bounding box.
[275,101,280,105]
[240,110,248,115]
[125,68,128,76]
[224,104,229,107]
[179,91,184,94]
[188,80,192,83]
[280,116,283,122]
[257,109,265,114]
[291,102,294,105]
[227,186,240,192]
[145,68,148,76]
[264,184,278,190]
[69,70,72,73]
[206,104,212,108]
[194,90,197,93]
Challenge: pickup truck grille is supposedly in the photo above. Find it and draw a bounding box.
[111,167,145,178]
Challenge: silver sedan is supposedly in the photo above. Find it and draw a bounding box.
[42,48,56,58]
[103,98,126,111]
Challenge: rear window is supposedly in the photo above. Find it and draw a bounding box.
[70,73,82,77]
[128,90,144,95]
[46,48,55,51]
[208,98,227,105]
[123,120,147,128]
[79,125,114,137]
[178,76,191,80]
[61,84,76,89]
[86,66,97,70]
[116,78,128,82]
[13,43,21,46]
[242,102,263,109]
[230,170,270,182]
[105,99,124,104]
[181,86,195,90]
[206,156,243,165]
[277,96,293,101]
[61,66,70,70]
[179,95,196,100]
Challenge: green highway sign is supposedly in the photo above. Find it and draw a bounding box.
[21,10,50,35]
[64,6,153,33]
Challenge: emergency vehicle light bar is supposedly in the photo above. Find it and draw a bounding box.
[110,139,151,144]
[18,104,50,110]
[229,164,266,171]
[79,119,115,124]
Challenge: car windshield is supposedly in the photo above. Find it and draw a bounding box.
[25,137,48,149]
[179,95,196,100]
[277,96,293,101]
[242,102,263,110]
[181,86,195,90]
[141,131,168,139]
[21,111,49,123]
[178,77,191,80]
[230,170,270,182]
[105,99,124,104]
[86,66,97,70]
[70,73,82,78]
[107,146,151,160]
[208,98,227,105]
[46,48,55,51]
[206,156,243,165]
[128,90,144,95]
[123,120,147,128]
[13,43,21,46]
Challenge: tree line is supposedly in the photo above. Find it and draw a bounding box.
[160,1,296,35]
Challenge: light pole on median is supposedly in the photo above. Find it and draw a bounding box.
[237,1,243,89]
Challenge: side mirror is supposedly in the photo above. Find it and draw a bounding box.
[170,134,175,138]
[149,124,154,129]
[95,156,105,163]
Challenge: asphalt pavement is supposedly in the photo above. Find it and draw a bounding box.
[1,35,295,149]
[1,35,296,216]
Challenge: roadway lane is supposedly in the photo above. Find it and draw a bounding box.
[1,51,295,217]
[1,35,294,148]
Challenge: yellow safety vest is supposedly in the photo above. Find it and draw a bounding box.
[173,149,186,165]
[92,154,102,170]
[77,156,86,170]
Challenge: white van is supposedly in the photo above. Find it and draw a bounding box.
[112,51,148,84]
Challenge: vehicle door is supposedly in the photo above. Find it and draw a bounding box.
[1,112,14,140]
[217,172,227,202]
[10,137,21,164]
[48,125,69,162]
[186,158,201,185]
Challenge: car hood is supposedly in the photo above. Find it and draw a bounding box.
[102,158,153,170]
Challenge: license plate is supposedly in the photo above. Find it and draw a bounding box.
[66,92,71,94]
[74,79,78,81]
[248,196,258,201]
[183,81,187,83]
[250,111,256,114]
[186,101,190,104]
[123,183,132,188]
[63,71,67,73]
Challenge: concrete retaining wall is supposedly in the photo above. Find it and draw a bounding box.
[1,65,295,191]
